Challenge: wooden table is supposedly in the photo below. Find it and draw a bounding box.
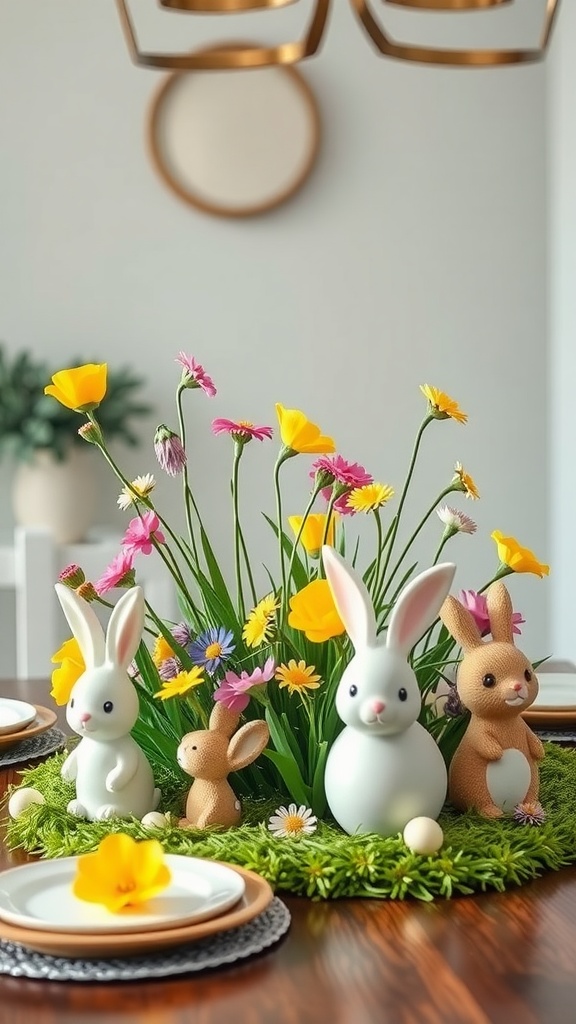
[1,680,575,1024]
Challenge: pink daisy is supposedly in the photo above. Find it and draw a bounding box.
[459,589,525,637]
[213,657,275,713]
[95,550,135,596]
[176,352,217,397]
[311,455,373,516]
[212,419,273,444]
[122,511,166,556]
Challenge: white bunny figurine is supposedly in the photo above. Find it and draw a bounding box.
[322,547,456,838]
[55,584,161,821]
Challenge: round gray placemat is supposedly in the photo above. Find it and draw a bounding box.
[0,728,67,767]
[0,897,291,982]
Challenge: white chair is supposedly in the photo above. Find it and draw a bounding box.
[0,527,177,679]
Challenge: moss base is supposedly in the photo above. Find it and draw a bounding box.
[5,745,576,901]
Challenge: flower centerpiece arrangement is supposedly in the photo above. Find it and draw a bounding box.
[9,355,568,903]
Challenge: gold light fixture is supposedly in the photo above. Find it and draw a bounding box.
[115,0,561,71]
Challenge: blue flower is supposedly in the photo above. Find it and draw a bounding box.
[189,627,235,674]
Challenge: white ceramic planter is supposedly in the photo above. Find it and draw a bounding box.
[12,447,97,544]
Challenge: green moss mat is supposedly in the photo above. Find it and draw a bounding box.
[5,745,576,901]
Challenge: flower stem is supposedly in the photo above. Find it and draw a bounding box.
[286,481,324,588]
[231,444,246,623]
[176,385,200,566]
[274,449,295,617]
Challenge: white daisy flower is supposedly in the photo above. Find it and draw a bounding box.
[436,504,477,536]
[117,473,156,511]
[268,804,317,838]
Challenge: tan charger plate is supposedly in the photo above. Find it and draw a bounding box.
[0,705,58,751]
[0,865,273,958]
[523,707,576,728]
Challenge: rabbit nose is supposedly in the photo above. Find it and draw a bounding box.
[79,713,92,723]
[372,700,385,714]
[513,682,522,692]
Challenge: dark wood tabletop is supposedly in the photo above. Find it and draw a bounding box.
[1,680,575,1024]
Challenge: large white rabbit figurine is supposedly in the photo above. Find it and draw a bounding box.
[55,584,160,821]
[322,547,456,837]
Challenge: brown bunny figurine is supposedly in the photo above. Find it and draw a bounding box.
[439,581,544,818]
[177,703,269,829]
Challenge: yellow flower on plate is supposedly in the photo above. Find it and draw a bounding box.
[275,404,335,455]
[45,363,108,412]
[491,531,550,578]
[347,483,395,514]
[288,513,337,556]
[152,633,175,668]
[154,667,204,700]
[50,637,85,706]
[452,461,480,500]
[420,385,468,425]
[73,834,171,913]
[242,594,279,648]
[276,660,322,696]
[288,579,346,643]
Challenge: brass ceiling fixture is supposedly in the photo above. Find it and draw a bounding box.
[115,0,561,71]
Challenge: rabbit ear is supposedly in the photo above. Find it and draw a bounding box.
[439,595,483,652]
[55,583,105,670]
[387,563,457,656]
[486,582,514,644]
[104,586,145,670]
[209,702,240,739]
[227,721,269,773]
[322,546,377,649]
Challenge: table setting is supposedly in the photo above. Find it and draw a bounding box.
[0,696,65,767]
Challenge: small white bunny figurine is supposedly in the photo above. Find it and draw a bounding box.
[322,547,456,838]
[55,584,160,822]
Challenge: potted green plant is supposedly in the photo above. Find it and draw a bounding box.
[0,345,151,543]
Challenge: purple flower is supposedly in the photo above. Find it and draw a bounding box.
[513,802,546,826]
[159,657,182,681]
[189,626,235,675]
[171,622,193,648]
[154,424,187,477]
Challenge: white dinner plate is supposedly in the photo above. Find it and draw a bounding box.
[532,673,576,710]
[0,698,37,736]
[0,855,246,934]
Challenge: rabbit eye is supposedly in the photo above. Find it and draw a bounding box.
[191,745,197,751]
[524,669,532,682]
[103,701,114,713]
[349,685,358,697]
[398,688,407,702]
[482,674,496,688]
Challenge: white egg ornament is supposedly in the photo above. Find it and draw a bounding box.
[141,811,170,829]
[403,816,444,855]
[8,787,45,819]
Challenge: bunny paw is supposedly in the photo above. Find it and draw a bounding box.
[67,799,88,818]
[96,805,120,821]
[480,803,504,819]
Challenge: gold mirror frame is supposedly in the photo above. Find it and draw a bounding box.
[384,0,511,9]
[351,0,560,65]
[116,0,331,69]
[159,1,297,11]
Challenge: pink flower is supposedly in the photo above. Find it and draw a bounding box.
[176,352,217,397]
[213,657,275,713]
[122,511,166,556]
[212,419,273,444]
[58,563,86,589]
[154,424,187,477]
[459,590,525,637]
[311,455,373,516]
[95,550,135,595]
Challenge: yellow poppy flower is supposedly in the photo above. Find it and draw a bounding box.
[347,483,395,514]
[452,461,480,500]
[491,531,550,578]
[45,363,108,412]
[152,633,175,668]
[154,667,205,700]
[420,385,468,425]
[242,594,279,648]
[50,637,85,706]
[73,834,171,913]
[275,404,335,455]
[276,660,322,695]
[288,513,337,556]
[288,579,346,643]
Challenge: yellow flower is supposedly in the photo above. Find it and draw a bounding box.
[452,461,480,500]
[275,404,335,455]
[491,531,550,578]
[242,594,279,648]
[347,483,395,514]
[73,834,171,913]
[152,633,175,668]
[276,660,322,695]
[154,667,204,700]
[420,384,468,425]
[288,580,346,643]
[288,513,337,555]
[50,637,85,706]
[45,363,108,412]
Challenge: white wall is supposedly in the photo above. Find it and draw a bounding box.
[0,0,551,675]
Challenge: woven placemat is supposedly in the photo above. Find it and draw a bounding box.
[0,897,290,982]
[0,728,67,768]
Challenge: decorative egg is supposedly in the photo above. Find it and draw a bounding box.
[141,811,170,828]
[403,816,444,855]
[8,787,45,819]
